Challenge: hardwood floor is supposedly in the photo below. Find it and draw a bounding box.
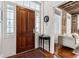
[8,43,79,58]
[54,43,77,58]
[39,48,54,58]
[8,48,53,58]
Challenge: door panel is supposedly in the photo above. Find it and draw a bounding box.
[16,6,35,53]
[28,11,35,32]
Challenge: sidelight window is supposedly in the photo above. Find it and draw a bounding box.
[0,2,2,37]
[7,4,15,34]
[54,8,62,34]
[29,2,41,33]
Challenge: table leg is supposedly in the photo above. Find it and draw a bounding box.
[39,39,42,48]
[39,38,40,47]
[49,39,50,52]
[43,39,44,51]
[40,39,42,48]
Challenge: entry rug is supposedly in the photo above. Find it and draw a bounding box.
[8,49,53,58]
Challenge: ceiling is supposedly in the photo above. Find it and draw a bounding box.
[52,1,68,7]
[58,1,79,15]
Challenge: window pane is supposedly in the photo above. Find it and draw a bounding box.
[66,14,71,33]
[30,2,36,10]
[30,2,41,11]
[36,12,40,18]
[36,23,40,28]
[0,23,1,36]
[36,17,41,33]
[0,2,2,38]
[77,15,79,34]
[54,14,61,34]
[7,20,14,28]
[0,2,2,9]
[10,28,14,33]
[35,3,41,11]
[16,1,24,6]
[7,9,14,12]
[7,27,10,33]
[24,1,29,7]
[7,4,15,34]
[0,10,1,21]
[36,23,40,33]
[7,12,14,19]
[36,17,40,23]
[7,4,14,10]
[7,27,14,33]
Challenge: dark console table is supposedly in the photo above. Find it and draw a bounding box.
[39,35,50,51]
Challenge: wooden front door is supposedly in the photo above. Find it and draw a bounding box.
[16,6,35,53]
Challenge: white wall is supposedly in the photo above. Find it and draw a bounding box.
[40,1,66,54]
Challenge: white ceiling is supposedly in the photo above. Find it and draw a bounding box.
[39,1,68,7]
[52,1,68,7]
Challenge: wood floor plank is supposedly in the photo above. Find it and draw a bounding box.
[54,43,77,58]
